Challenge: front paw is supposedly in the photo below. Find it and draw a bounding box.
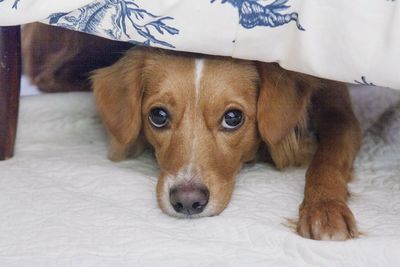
[297,199,358,241]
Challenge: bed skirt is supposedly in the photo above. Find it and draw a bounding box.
[1,0,399,89]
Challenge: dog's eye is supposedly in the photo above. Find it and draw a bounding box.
[221,109,244,130]
[149,107,169,128]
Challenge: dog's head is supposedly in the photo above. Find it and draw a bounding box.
[92,48,315,217]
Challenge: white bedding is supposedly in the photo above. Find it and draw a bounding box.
[1,0,400,89]
[0,85,399,266]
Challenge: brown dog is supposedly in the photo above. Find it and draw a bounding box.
[22,23,133,92]
[91,48,362,241]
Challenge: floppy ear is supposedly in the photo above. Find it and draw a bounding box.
[91,49,146,161]
[257,62,320,168]
[257,62,319,144]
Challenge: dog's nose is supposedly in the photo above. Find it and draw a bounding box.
[169,184,209,215]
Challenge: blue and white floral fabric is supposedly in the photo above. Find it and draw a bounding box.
[1,0,399,89]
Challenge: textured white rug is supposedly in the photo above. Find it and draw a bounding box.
[0,85,399,266]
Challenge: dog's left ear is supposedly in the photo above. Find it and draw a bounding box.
[91,49,147,161]
[256,62,320,145]
[256,62,321,168]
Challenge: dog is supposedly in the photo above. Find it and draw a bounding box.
[22,23,133,92]
[91,48,362,241]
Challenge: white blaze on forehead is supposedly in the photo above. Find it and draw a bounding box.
[190,58,204,166]
[194,59,204,100]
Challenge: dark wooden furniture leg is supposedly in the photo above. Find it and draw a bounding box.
[0,26,21,160]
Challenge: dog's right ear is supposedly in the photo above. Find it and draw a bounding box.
[91,49,146,161]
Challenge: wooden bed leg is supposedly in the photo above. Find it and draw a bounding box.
[0,26,21,160]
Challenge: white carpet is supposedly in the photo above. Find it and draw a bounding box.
[0,84,399,266]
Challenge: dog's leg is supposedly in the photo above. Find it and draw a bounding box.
[297,82,362,240]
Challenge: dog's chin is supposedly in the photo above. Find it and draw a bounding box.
[159,203,224,219]
[158,198,226,219]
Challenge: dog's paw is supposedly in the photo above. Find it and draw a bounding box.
[297,199,358,241]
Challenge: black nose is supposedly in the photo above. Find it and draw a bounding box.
[169,184,209,215]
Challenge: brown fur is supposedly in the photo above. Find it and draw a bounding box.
[257,63,361,240]
[92,48,260,216]
[22,24,362,240]
[92,48,361,241]
[257,63,319,169]
[22,23,133,92]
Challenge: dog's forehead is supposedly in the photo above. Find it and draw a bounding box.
[144,54,258,101]
[143,54,194,96]
[200,58,259,96]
